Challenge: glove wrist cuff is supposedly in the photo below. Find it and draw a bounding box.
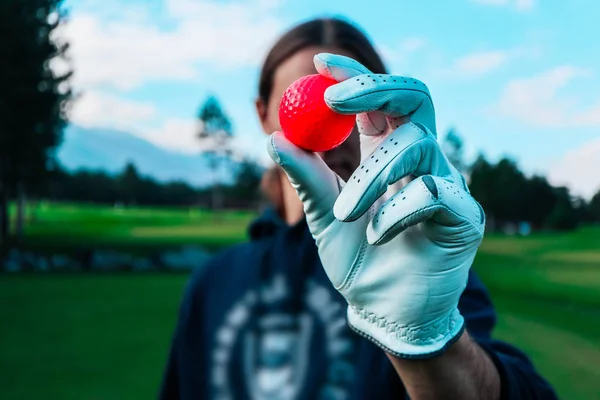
[347,306,464,359]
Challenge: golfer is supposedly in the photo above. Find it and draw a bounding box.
[159,18,557,400]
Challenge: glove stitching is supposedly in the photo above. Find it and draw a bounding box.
[337,208,373,291]
[343,134,431,222]
[268,135,281,165]
[436,178,485,235]
[374,204,440,245]
[349,305,460,344]
[347,317,466,360]
[440,203,485,237]
[326,88,432,113]
[372,180,437,245]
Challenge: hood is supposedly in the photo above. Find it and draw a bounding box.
[248,207,308,240]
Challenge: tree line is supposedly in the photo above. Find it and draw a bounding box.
[469,155,599,231]
[442,131,600,231]
[38,160,264,208]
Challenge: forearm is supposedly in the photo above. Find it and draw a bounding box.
[387,331,500,400]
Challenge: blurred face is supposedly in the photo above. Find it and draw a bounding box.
[256,46,361,181]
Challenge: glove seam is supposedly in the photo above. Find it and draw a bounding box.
[373,204,440,245]
[347,315,466,360]
[341,133,432,222]
[439,203,485,237]
[326,86,432,111]
[336,208,373,291]
[349,305,461,344]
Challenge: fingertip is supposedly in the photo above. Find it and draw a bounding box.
[332,199,350,222]
[365,220,378,245]
[266,132,281,164]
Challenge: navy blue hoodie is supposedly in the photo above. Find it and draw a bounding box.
[159,209,557,399]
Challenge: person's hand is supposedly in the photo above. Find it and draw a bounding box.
[267,53,485,359]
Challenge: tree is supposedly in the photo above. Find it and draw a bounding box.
[442,128,465,173]
[589,189,600,222]
[118,162,141,205]
[0,0,72,245]
[227,158,263,207]
[545,187,579,230]
[196,96,234,212]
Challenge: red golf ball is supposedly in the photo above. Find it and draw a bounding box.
[279,74,355,152]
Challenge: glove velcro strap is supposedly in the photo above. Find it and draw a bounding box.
[347,306,464,359]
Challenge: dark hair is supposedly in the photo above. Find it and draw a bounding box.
[258,17,387,105]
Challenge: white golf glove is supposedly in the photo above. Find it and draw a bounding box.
[267,53,485,359]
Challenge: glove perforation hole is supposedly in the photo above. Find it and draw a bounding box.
[358,179,361,183]
[402,197,406,200]
[366,169,369,173]
[394,142,398,145]
[384,150,388,154]
[371,155,374,159]
[392,203,396,207]
[375,159,379,163]
[380,147,383,150]
[361,83,365,85]
[361,165,364,169]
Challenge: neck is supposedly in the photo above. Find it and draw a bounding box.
[279,170,305,225]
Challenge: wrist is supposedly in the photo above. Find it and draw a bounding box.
[386,331,501,400]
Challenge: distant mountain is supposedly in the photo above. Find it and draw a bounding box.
[57,125,216,186]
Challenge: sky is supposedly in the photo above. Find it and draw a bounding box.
[59,0,600,199]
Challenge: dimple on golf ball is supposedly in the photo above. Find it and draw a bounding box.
[279,74,355,152]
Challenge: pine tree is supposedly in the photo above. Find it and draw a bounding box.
[196,96,233,212]
[0,0,72,244]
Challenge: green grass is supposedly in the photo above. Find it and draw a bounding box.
[474,226,600,400]
[13,201,255,254]
[0,274,188,400]
[1,202,599,399]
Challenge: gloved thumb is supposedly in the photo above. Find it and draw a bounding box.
[267,131,340,234]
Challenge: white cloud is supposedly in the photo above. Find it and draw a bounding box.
[439,47,526,78]
[471,0,535,11]
[140,117,271,166]
[473,0,508,5]
[379,37,427,69]
[548,138,600,200]
[492,66,600,128]
[401,37,427,52]
[515,0,535,11]
[60,0,286,90]
[69,91,156,130]
[452,50,511,75]
[143,118,200,154]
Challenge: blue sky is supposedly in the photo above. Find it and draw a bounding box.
[62,0,600,198]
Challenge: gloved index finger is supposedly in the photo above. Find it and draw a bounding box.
[314,53,372,82]
[324,74,436,137]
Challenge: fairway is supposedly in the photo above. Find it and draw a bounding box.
[15,202,255,254]
[1,203,599,399]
